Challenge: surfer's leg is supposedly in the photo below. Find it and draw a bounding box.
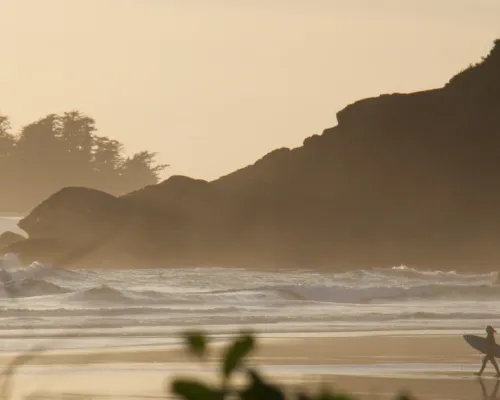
[491,356,500,376]
[476,356,488,375]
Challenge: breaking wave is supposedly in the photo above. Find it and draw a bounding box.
[64,285,135,303]
[1,253,500,334]
[0,255,498,304]
[253,282,500,303]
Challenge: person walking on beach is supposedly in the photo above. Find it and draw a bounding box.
[476,325,500,377]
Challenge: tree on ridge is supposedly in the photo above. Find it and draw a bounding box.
[0,111,168,212]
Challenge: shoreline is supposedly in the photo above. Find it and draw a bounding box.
[0,333,493,400]
[0,333,484,367]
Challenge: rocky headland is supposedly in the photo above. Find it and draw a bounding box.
[3,39,500,272]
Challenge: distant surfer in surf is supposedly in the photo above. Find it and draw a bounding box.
[476,325,500,377]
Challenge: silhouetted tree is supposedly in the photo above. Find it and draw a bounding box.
[13,114,67,204]
[121,151,169,192]
[0,111,167,212]
[0,116,17,209]
[90,136,124,192]
[59,111,96,187]
[0,115,14,159]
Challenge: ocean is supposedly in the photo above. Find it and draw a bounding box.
[0,216,497,354]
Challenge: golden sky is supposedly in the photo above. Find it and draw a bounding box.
[1,0,499,180]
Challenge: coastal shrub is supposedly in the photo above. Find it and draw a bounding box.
[171,331,413,400]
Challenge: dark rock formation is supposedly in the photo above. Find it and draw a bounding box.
[13,187,135,267]
[0,231,25,251]
[10,38,500,271]
[4,238,72,266]
[19,187,125,241]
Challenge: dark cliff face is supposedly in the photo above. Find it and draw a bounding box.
[15,39,500,270]
[200,39,500,269]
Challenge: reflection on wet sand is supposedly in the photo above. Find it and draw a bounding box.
[479,378,500,400]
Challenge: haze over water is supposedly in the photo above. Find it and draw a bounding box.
[1,216,497,355]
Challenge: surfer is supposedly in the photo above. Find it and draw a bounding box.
[476,325,500,377]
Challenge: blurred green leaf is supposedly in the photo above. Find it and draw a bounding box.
[183,331,208,358]
[240,369,285,400]
[168,331,419,400]
[222,332,255,377]
[171,379,221,400]
[315,394,355,400]
[313,387,356,400]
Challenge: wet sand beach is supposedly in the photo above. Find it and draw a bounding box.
[0,332,494,400]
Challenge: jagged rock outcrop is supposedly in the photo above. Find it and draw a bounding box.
[10,38,500,271]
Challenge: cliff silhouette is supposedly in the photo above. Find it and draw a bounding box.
[5,39,500,271]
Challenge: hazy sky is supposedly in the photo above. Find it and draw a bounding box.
[2,0,499,181]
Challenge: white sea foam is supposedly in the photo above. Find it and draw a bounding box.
[1,216,499,352]
[0,254,498,327]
